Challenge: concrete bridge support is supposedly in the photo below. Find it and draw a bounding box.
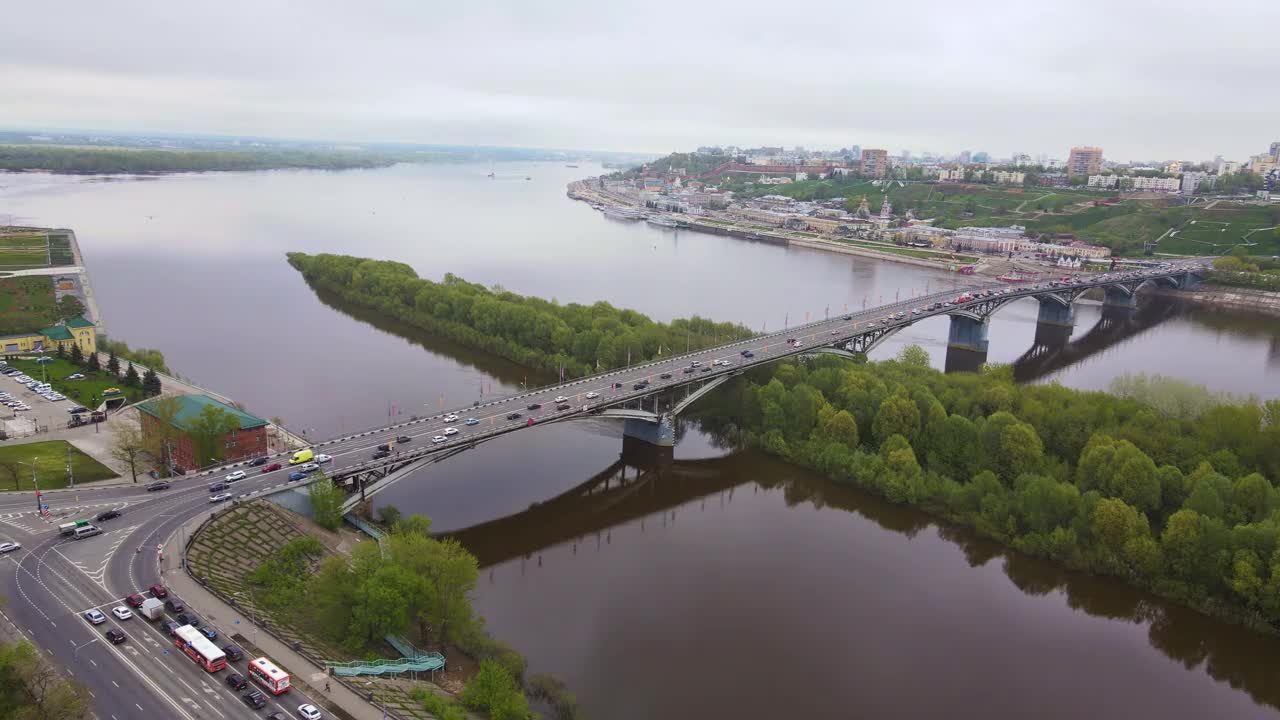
[1103,286,1137,309]
[1036,298,1076,328]
[623,414,675,448]
[947,315,990,354]
[1032,321,1074,348]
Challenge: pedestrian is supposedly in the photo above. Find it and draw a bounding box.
[325,680,331,693]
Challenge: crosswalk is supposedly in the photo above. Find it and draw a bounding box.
[0,501,134,536]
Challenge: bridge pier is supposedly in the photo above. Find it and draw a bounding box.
[1103,286,1137,310]
[1032,321,1074,348]
[944,347,987,373]
[947,315,989,354]
[1036,298,1076,328]
[623,414,675,448]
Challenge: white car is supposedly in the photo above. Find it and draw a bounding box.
[298,704,323,720]
[298,463,320,473]
[431,435,446,443]
[84,609,106,625]
[225,470,247,482]
[209,492,232,503]
[0,541,20,553]
[585,392,599,399]
[111,606,133,620]
[67,373,85,380]
[554,396,568,403]
[315,454,332,464]
[443,427,458,436]
[443,413,459,422]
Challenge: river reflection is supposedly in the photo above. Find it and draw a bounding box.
[455,441,1280,720]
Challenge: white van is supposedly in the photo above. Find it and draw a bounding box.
[72,525,102,540]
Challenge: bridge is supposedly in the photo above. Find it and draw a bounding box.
[209,263,1204,513]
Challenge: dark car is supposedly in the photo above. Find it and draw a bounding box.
[145,480,171,492]
[165,598,185,613]
[198,626,217,641]
[222,645,243,662]
[249,457,267,466]
[396,435,411,443]
[288,472,307,481]
[160,620,179,636]
[843,315,853,321]
[105,629,126,645]
[207,481,227,493]
[683,367,695,374]
[149,583,167,598]
[177,613,201,628]
[506,412,522,420]
[376,443,393,452]
[556,403,571,411]
[242,690,267,709]
[125,593,145,608]
[261,463,282,473]
[372,449,390,459]
[612,382,624,388]
[527,402,542,410]
[632,382,647,390]
[659,372,672,379]
[267,713,287,720]
[742,350,754,358]
[95,509,122,522]
[701,366,712,372]
[226,673,247,690]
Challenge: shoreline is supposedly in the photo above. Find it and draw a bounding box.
[1154,285,1280,318]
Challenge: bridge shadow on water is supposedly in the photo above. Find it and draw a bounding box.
[448,443,1280,714]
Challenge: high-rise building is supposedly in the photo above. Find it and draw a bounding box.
[972,151,990,164]
[1067,146,1104,177]
[861,149,888,178]
[957,150,972,164]
[1271,142,1280,161]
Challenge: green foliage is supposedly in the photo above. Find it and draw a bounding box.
[0,144,394,173]
[98,337,169,374]
[692,355,1280,632]
[123,361,140,388]
[306,476,345,530]
[68,342,83,365]
[461,660,531,720]
[286,252,754,378]
[56,294,85,321]
[184,404,241,465]
[0,638,92,719]
[896,343,930,368]
[246,536,324,620]
[527,673,581,720]
[409,687,469,720]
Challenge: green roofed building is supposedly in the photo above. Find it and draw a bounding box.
[137,393,267,470]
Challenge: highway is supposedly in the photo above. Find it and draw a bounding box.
[0,262,1203,719]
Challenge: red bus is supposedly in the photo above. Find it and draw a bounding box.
[173,626,226,672]
[248,656,291,695]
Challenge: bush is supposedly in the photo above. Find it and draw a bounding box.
[461,660,531,720]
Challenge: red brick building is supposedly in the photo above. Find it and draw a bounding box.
[137,394,268,471]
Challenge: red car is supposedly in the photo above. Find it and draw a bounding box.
[149,584,167,599]
[125,593,145,608]
[261,463,282,473]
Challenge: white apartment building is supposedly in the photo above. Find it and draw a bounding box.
[1130,177,1180,192]
[991,171,1025,185]
[1181,171,1213,195]
[1088,175,1118,189]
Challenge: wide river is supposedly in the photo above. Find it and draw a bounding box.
[3,163,1279,718]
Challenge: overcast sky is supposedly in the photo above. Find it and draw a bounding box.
[2,1,1276,162]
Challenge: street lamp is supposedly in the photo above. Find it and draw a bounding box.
[73,637,99,660]
[232,590,259,644]
[17,459,39,513]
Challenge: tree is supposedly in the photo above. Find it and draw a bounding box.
[69,343,84,365]
[86,350,100,371]
[110,422,148,483]
[0,639,92,719]
[377,504,402,529]
[123,362,141,387]
[55,342,66,360]
[56,294,85,321]
[106,350,119,376]
[185,404,241,465]
[896,344,930,369]
[389,529,479,647]
[818,409,860,447]
[872,393,921,445]
[461,660,531,720]
[0,458,22,491]
[141,368,161,396]
[307,475,344,530]
[143,396,183,474]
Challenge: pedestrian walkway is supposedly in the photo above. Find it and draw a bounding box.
[162,509,403,720]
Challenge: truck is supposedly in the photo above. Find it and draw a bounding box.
[139,597,165,621]
[58,520,91,536]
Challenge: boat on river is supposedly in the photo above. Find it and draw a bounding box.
[646,216,679,229]
[603,207,646,221]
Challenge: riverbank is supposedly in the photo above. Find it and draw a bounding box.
[1155,285,1280,318]
[567,180,987,274]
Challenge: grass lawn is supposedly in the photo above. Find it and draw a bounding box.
[0,233,48,249]
[0,276,58,335]
[3,357,146,407]
[0,250,50,269]
[0,440,116,490]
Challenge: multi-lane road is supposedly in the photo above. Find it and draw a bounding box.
[0,263,1203,719]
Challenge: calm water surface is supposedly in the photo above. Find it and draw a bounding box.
[3,164,1279,718]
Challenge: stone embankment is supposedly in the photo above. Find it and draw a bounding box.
[1161,285,1280,317]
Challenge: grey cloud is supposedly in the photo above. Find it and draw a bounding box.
[1,0,1276,160]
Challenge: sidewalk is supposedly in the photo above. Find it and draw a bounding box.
[162,509,400,720]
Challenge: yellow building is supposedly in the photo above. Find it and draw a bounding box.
[0,316,96,355]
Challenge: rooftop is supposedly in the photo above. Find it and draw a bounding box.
[137,394,268,431]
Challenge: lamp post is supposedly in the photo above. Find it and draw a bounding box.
[233,590,259,645]
[73,637,99,660]
[18,459,39,513]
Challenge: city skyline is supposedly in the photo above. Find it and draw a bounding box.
[1,1,1277,162]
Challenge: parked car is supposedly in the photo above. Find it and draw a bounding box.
[261,463,282,473]
[105,629,126,645]
[67,373,85,380]
[226,673,248,690]
[111,606,133,621]
[149,583,168,598]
